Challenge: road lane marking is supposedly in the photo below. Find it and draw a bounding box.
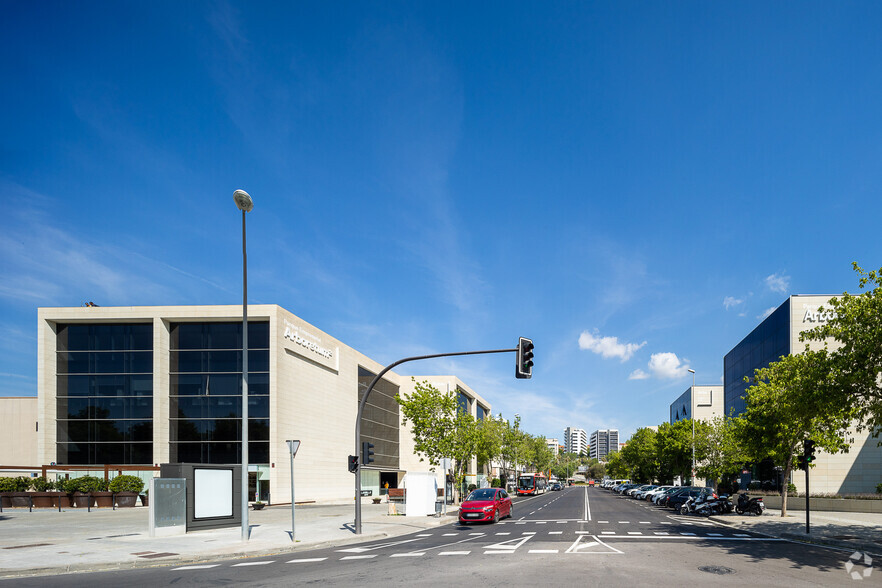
[536,521,546,524]
[341,555,377,560]
[654,532,669,535]
[172,565,220,570]
[529,549,559,554]
[417,533,432,537]
[627,532,642,535]
[602,531,615,535]
[584,487,591,521]
[549,531,563,535]
[443,533,457,536]
[286,558,327,563]
[440,551,470,556]
[496,532,510,536]
[598,520,608,524]
[618,521,630,524]
[708,533,723,536]
[233,561,274,567]
[337,537,423,553]
[639,521,651,524]
[391,553,424,557]
[734,533,750,537]
[681,532,696,536]
[469,533,483,536]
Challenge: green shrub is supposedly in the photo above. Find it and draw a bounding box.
[108,475,145,493]
[467,483,477,492]
[31,476,55,491]
[490,478,502,488]
[748,481,761,491]
[787,483,797,496]
[876,482,882,494]
[0,476,32,492]
[72,475,108,492]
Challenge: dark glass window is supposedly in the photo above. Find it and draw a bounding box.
[56,323,153,465]
[169,322,270,465]
[723,299,791,417]
[456,389,471,415]
[358,366,399,470]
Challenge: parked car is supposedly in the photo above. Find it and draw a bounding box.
[632,485,658,499]
[666,488,716,511]
[652,487,683,504]
[616,483,641,495]
[458,488,513,524]
[659,487,691,507]
[643,485,674,502]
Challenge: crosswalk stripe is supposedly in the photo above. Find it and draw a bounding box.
[233,561,274,567]
[286,558,327,563]
[341,555,377,560]
[440,551,470,556]
[391,553,424,557]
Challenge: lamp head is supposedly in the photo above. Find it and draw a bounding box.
[233,189,254,212]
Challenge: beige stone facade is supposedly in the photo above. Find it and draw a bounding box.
[33,305,490,504]
[0,397,38,466]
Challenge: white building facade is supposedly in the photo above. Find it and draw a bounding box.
[589,429,618,461]
[564,427,587,455]
[33,304,491,504]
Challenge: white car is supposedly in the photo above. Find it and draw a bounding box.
[643,485,675,501]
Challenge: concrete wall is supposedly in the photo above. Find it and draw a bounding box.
[0,397,38,466]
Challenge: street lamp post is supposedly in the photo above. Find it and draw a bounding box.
[234,189,253,541]
[687,368,695,485]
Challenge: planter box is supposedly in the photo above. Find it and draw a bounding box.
[140,494,148,507]
[93,491,114,508]
[11,492,32,508]
[0,493,10,508]
[53,492,71,508]
[30,492,55,508]
[115,492,138,508]
[72,492,94,508]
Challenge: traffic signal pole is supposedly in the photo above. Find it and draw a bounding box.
[353,345,520,535]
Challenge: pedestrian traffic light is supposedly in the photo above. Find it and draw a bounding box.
[797,454,808,471]
[516,337,534,379]
[804,439,816,463]
[348,455,358,473]
[362,441,375,465]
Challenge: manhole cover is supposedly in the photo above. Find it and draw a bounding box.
[699,566,734,575]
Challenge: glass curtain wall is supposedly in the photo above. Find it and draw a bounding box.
[169,322,269,464]
[357,367,399,469]
[56,323,153,464]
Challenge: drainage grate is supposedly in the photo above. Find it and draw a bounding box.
[699,566,734,575]
[3,543,53,550]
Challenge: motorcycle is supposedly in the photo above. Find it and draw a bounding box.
[735,493,765,515]
[716,494,734,514]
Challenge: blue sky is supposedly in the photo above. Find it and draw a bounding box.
[2,2,880,444]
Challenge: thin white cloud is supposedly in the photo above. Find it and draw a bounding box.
[578,331,646,362]
[647,352,691,379]
[758,307,776,320]
[723,296,744,310]
[628,369,650,380]
[765,273,790,293]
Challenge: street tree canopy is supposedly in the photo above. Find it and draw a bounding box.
[802,262,882,435]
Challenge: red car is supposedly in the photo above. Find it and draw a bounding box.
[458,488,513,524]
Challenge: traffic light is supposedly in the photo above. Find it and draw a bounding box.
[348,455,358,473]
[797,454,808,471]
[804,439,816,464]
[362,441,375,465]
[516,337,534,379]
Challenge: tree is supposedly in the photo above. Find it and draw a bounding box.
[802,262,882,435]
[656,420,697,484]
[734,350,855,516]
[396,379,479,502]
[498,415,529,486]
[605,450,629,479]
[694,415,747,489]
[619,427,658,483]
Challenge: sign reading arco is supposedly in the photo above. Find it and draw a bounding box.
[283,319,336,363]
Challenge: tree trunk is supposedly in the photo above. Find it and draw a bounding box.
[781,456,792,517]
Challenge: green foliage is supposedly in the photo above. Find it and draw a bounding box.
[787,483,797,496]
[620,427,659,483]
[736,350,855,515]
[467,483,477,492]
[397,379,481,501]
[802,262,882,435]
[57,478,80,493]
[694,416,747,486]
[108,475,145,493]
[876,482,882,494]
[604,450,630,479]
[0,476,32,492]
[491,478,502,488]
[31,476,55,491]
[72,475,108,492]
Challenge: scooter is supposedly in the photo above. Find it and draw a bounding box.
[716,494,734,514]
[735,493,765,515]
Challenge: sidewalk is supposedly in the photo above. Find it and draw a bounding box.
[710,508,882,556]
[0,501,458,579]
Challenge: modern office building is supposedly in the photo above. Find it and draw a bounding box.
[545,438,560,455]
[564,427,587,455]
[589,429,618,461]
[723,295,882,494]
[29,304,491,504]
[670,385,723,424]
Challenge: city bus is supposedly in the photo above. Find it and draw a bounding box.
[517,472,548,496]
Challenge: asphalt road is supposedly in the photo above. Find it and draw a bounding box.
[5,486,865,586]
